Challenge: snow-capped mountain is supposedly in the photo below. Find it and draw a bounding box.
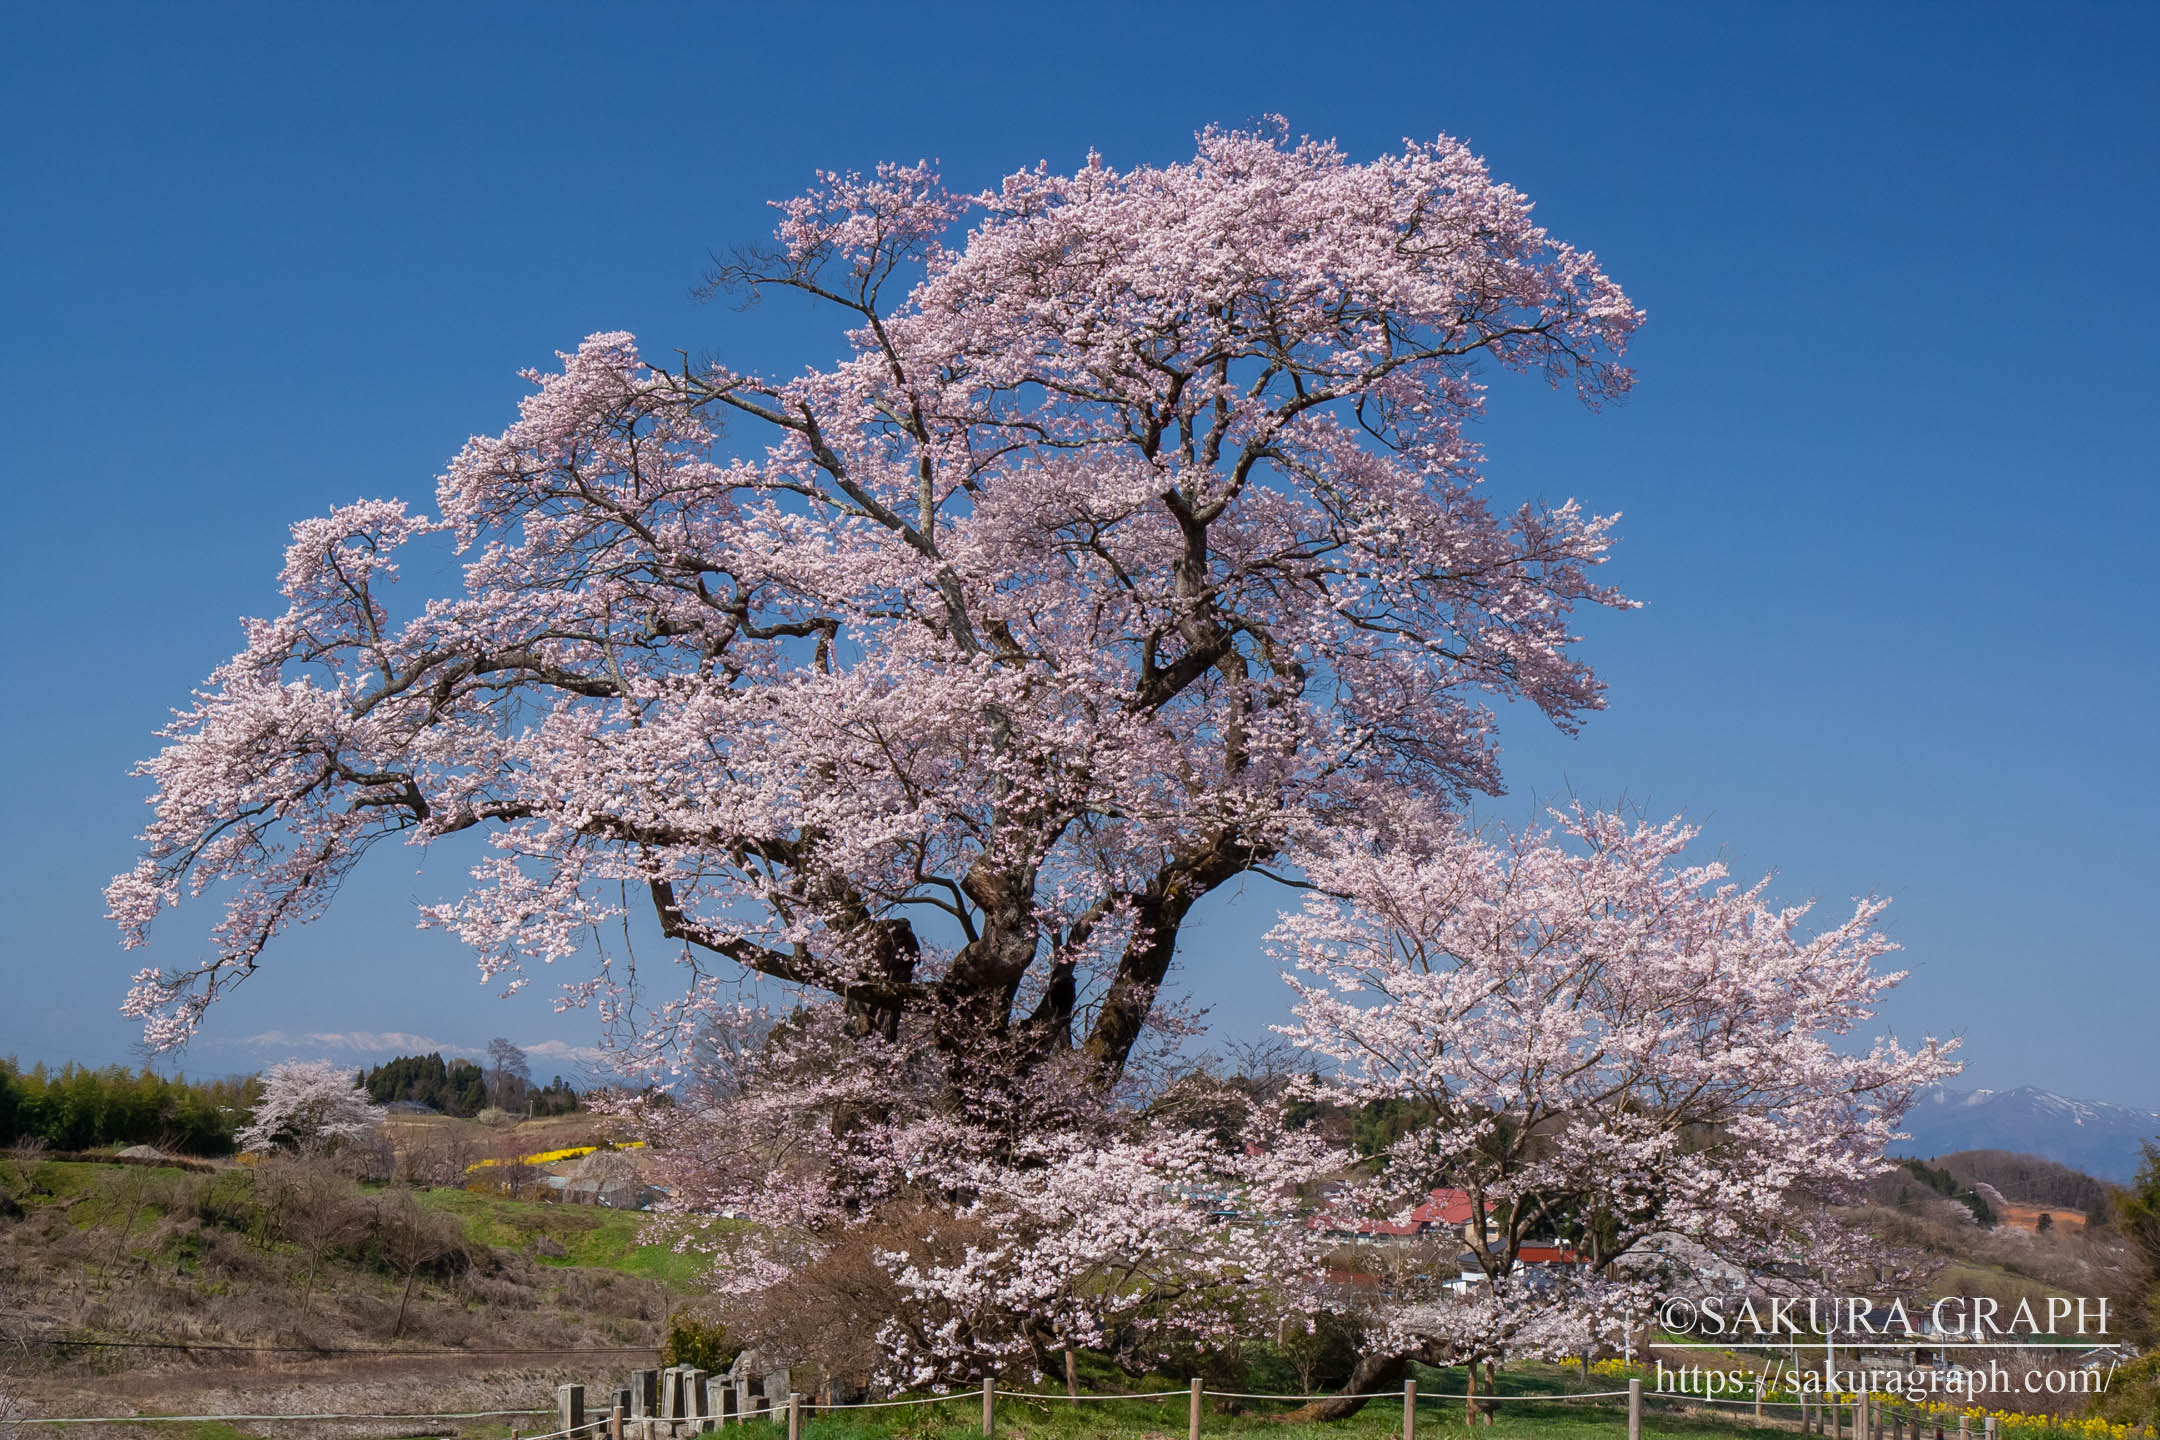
[1896,1085,2160,1184]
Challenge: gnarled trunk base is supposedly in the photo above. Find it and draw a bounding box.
[1278,1352,1406,1422]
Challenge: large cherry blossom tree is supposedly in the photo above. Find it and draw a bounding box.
[109,123,1957,1394]
[110,121,1642,1078]
[1269,807,1958,1412]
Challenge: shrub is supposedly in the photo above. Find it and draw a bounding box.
[662,1308,742,1373]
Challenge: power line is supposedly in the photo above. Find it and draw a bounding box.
[17,1407,550,1426]
[11,1333,660,1357]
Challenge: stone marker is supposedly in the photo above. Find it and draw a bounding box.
[704,1377,730,1428]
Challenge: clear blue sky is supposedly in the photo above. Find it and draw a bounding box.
[2,4,2153,1101]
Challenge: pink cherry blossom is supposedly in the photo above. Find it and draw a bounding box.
[238,1058,386,1153]
[1269,805,1959,1379]
[109,125,1706,1385]
[112,122,1640,1070]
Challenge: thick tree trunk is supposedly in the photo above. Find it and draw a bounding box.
[1278,1351,1406,1422]
[1083,831,1264,1076]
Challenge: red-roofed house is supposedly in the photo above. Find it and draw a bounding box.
[1314,1187,1500,1246]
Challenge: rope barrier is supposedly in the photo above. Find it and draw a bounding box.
[0,1374,1847,1428]
[10,1334,663,1357]
[511,1420,624,1440]
[1191,1386,1636,1402]
[501,1423,583,1440]
[18,1407,551,1426]
[1194,1389,1401,1401]
[993,1389,1181,1401]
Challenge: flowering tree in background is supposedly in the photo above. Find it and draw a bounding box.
[1269,807,1958,1415]
[237,1060,386,1153]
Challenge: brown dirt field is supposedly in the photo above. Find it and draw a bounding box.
[1994,1200,2087,1233]
[12,1348,660,1437]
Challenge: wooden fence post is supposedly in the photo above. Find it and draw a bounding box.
[611,1401,625,1440]
[983,1375,995,1439]
[789,1391,803,1440]
[1755,1373,1764,1425]
[1404,1377,1418,1440]
[1629,1377,1643,1440]
[1190,1377,1203,1440]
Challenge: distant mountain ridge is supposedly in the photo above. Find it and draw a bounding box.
[1897,1085,2160,1184]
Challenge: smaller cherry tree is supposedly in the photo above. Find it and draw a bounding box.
[870,1116,1341,1387]
[238,1059,387,1154]
[1270,806,1958,1411]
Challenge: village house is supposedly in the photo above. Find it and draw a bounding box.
[1313,1187,1505,1246]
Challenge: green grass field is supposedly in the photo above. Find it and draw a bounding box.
[129,1393,1763,1440]
[414,1184,722,1287]
[2,1157,716,1289]
[695,1370,1763,1440]
[94,1364,1775,1440]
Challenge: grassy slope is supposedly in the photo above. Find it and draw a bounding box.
[0,1157,673,1434]
[8,1157,705,1287]
[415,1185,716,1287]
[0,1165,1860,1440]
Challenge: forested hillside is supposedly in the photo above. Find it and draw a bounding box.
[0,1061,254,1155]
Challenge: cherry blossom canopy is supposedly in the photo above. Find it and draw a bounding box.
[112,122,1641,1071]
